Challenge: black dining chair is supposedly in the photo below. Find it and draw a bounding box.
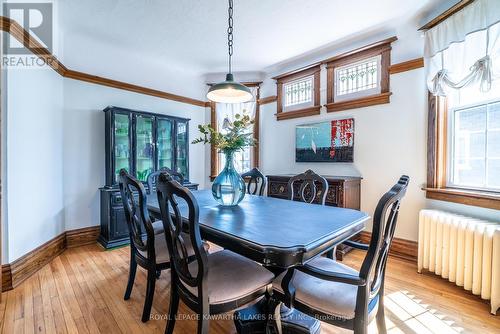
[147,167,184,195]
[287,170,334,258]
[272,175,410,334]
[241,167,266,196]
[156,173,274,334]
[119,169,197,322]
[287,169,328,205]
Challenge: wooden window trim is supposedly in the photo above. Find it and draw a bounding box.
[324,36,395,113]
[209,84,261,181]
[425,94,500,210]
[418,0,475,31]
[274,64,321,121]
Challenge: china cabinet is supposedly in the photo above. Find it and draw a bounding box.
[99,106,198,248]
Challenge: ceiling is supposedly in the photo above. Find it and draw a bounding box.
[59,0,445,77]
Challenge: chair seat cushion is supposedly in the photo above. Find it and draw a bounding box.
[273,257,368,320]
[138,221,193,264]
[138,221,212,264]
[184,250,274,305]
[152,220,164,235]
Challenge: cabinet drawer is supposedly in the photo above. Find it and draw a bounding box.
[268,182,288,198]
[326,187,340,207]
[111,192,139,206]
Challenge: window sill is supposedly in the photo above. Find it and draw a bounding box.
[325,92,391,112]
[424,187,500,210]
[275,105,321,121]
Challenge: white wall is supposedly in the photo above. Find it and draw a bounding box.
[4,67,64,262]
[259,68,428,241]
[2,69,207,263]
[62,78,207,231]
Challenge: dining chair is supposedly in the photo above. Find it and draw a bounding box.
[156,173,275,334]
[241,167,266,196]
[287,169,328,205]
[119,169,195,322]
[272,175,410,334]
[147,167,184,195]
[287,170,334,258]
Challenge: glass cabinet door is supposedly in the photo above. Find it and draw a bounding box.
[156,118,173,170]
[135,115,154,182]
[113,113,130,183]
[176,121,189,180]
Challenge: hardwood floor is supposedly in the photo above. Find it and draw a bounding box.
[0,243,498,333]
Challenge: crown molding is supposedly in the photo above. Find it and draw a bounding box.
[0,16,206,108]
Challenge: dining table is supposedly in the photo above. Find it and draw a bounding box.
[147,189,370,333]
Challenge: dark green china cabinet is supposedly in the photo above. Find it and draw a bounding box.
[99,106,198,249]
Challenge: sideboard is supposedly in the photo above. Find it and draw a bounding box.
[266,174,362,260]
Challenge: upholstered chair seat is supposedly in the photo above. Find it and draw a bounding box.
[151,220,164,234]
[273,257,378,320]
[183,250,274,305]
[137,230,192,264]
[139,221,213,264]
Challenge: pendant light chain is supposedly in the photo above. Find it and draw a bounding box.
[227,0,234,74]
[206,0,252,103]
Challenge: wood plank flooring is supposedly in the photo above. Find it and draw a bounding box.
[0,243,498,333]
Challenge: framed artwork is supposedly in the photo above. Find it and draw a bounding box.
[296,118,354,162]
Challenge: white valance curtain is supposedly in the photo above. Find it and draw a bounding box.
[216,86,258,131]
[424,0,500,96]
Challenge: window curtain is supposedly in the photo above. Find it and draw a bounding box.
[215,86,258,173]
[216,86,258,130]
[424,0,500,96]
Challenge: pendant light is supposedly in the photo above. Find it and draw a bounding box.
[207,0,252,103]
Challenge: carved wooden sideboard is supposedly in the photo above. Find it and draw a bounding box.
[266,174,362,259]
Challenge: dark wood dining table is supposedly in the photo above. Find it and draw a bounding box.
[147,189,370,333]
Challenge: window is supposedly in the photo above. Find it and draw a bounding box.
[209,84,260,180]
[334,56,381,102]
[449,100,500,191]
[218,146,251,174]
[283,75,314,111]
[274,64,321,121]
[426,82,500,210]
[325,37,395,112]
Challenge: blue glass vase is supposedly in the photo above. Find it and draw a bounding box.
[212,150,246,206]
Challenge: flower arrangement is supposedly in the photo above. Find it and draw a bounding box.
[192,114,256,153]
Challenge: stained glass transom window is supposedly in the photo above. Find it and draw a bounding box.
[283,76,314,108]
[334,56,381,100]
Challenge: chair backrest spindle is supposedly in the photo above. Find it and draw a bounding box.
[359,175,410,298]
[147,167,185,194]
[241,168,266,196]
[119,169,156,259]
[287,170,329,205]
[156,173,208,291]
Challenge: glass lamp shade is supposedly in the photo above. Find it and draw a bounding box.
[207,73,253,103]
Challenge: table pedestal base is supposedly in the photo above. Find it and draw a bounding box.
[234,298,320,334]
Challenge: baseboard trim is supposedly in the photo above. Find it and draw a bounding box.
[66,226,101,248]
[1,226,100,292]
[359,231,418,263]
[2,264,12,291]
